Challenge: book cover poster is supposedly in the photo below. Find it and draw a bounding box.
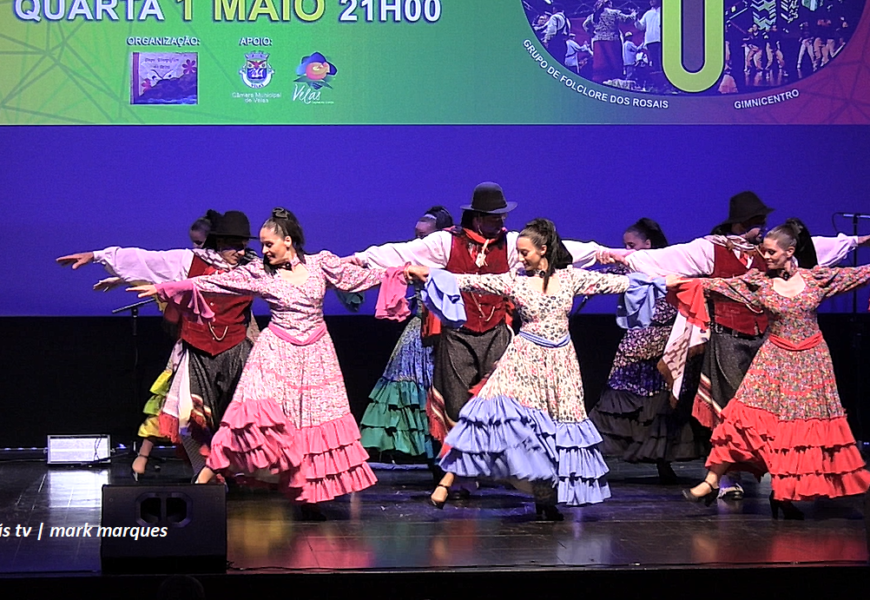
[131,52,198,105]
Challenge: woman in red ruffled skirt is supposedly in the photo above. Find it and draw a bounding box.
[669,219,870,519]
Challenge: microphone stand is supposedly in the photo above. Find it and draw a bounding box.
[112,298,156,459]
[833,212,868,449]
[850,217,867,449]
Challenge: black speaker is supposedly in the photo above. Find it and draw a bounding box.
[100,483,226,574]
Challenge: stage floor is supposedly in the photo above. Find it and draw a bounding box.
[1,456,867,577]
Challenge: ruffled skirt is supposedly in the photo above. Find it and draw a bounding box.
[205,327,377,502]
[441,395,610,506]
[138,369,173,440]
[707,402,870,501]
[590,388,701,463]
[360,316,434,458]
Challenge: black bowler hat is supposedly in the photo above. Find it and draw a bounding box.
[718,191,774,226]
[459,182,517,214]
[208,210,256,239]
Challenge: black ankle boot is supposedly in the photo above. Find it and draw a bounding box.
[535,503,564,522]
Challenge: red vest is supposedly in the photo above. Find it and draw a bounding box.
[445,229,510,333]
[179,256,253,356]
[710,243,768,336]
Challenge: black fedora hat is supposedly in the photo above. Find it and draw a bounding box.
[208,210,256,239]
[459,182,517,215]
[718,191,774,226]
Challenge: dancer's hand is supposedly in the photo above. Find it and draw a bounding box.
[597,249,630,265]
[128,284,158,298]
[93,277,124,292]
[665,274,686,289]
[56,252,95,269]
[405,265,430,283]
[341,254,365,266]
[858,234,870,247]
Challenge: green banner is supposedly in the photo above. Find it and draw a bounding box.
[2,0,868,124]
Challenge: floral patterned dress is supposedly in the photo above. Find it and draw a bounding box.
[156,251,384,503]
[698,266,870,501]
[439,267,630,506]
[590,295,701,463]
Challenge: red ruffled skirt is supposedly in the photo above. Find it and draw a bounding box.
[706,401,870,501]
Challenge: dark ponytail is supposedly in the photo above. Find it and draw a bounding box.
[626,217,669,249]
[262,207,307,275]
[423,205,455,230]
[519,218,573,293]
[765,218,818,268]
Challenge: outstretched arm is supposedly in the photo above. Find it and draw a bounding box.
[321,252,386,292]
[59,247,194,284]
[626,238,714,278]
[814,265,870,298]
[813,234,869,267]
[352,231,451,269]
[570,269,631,296]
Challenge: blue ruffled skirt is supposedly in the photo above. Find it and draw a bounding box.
[440,395,611,506]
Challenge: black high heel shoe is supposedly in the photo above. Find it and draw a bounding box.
[769,493,804,520]
[430,484,450,510]
[535,503,564,522]
[682,481,719,506]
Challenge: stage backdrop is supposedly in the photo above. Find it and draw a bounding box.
[2,0,870,124]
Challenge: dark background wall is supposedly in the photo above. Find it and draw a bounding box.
[2,314,869,450]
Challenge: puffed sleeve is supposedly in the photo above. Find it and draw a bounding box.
[454,272,516,297]
[810,265,870,298]
[154,263,260,323]
[570,268,631,296]
[191,262,266,296]
[319,251,386,293]
[354,231,451,269]
[700,270,765,310]
[94,247,194,283]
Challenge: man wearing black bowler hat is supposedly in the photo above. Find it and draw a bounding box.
[350,182,618,501]
[623,191,869,499]
[57,210,259,481]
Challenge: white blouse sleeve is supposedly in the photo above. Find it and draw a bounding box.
[354,231,451,269]
[812,234,859,268]
[626,238,715,278]
[93,247,194,284]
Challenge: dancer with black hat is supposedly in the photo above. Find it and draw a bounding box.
[130,208,387,520]
[667,219,870,516]
[404,218,664,519]
[57,210,259,481]
[618,191,870,500]
[347,182,619,506]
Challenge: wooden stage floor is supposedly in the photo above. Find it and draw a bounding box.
[1,456,867,599]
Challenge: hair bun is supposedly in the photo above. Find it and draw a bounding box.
[272,207,291,220]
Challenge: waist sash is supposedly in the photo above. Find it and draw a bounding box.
[768,331,822,351]
[518,330,570,348]
[268,322,327,346]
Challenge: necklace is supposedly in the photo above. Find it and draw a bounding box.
[526,269,546,278]
[768,268,792,281]
[279,255,301,270]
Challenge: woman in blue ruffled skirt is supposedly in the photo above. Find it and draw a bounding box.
[408,218,642,520]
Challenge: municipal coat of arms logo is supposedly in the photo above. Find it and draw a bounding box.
[240,51,274,89]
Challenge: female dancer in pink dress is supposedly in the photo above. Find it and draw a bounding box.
[671,219,870,519]
[132,208,385,520]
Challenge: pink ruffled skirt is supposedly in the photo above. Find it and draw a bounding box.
[205,327,377,502]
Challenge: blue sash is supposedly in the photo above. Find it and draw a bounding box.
[518,330,570,348]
